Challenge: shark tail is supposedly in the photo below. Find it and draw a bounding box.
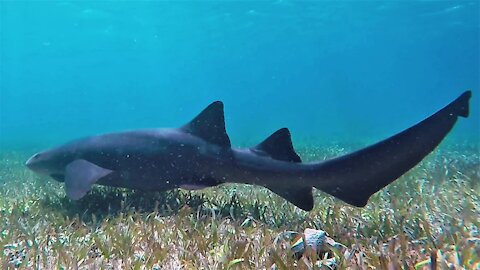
[310,91,471,207]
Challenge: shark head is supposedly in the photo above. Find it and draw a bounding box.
[26,148,71,182]
[26,144,113,200]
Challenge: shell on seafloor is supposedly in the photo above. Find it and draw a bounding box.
[291,228,327,254]
[270,228,348,270]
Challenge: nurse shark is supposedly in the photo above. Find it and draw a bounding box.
[26,91,471,211]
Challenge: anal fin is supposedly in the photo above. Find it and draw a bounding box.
[267,185,313,211]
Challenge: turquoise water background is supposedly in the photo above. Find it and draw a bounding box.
[1,1,478,150]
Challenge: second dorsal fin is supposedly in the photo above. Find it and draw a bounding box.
[181,101,231,147]
[253,128,301,163]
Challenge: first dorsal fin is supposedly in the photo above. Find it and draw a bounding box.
[181,101,231,147]
[253,128,301,163]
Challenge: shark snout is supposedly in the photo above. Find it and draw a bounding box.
[25,151,64,178]
[25,153,50,175]
[25,153,41,168]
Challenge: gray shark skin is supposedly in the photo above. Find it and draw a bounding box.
[26,91,471,211]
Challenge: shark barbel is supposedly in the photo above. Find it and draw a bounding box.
[26,91,471,211]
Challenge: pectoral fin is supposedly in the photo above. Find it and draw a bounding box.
[65,159,113,200]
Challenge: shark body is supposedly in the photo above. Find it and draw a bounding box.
[26,91,471,211]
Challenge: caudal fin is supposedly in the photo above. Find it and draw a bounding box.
[313,91,471,207]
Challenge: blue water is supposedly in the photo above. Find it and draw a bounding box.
[1,1,479,150]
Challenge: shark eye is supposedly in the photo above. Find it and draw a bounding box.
[34,153,41,159]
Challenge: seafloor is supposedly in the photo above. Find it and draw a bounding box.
[0,143,478,269]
